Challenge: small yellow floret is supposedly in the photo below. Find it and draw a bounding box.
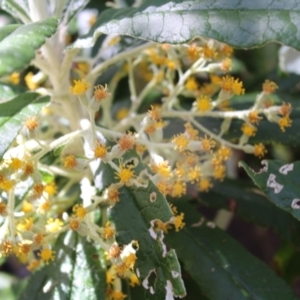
[253,143,267,158]
[248,111,262,125]
[44,182,57,196]
[171,181,186,198]
[45,218,63,233]
[24,116,38,131]
[94,142,108,159]
[241,123,257,137]
[262,80,278,94]
[9,157,22,171]
[198,178,213,192]
[222,75,245,95]
[173,213,185,231]
[201,135,216,152]
[73,204,87,219]
[194,95,212,112]
[116,165,135,185]
[172,134,189,152]
[69,79,90,95]
[185,77,198,91]
[278,116,292,132]
[63,154,77,169]
[38,248,55,264]
[102,222,115,239]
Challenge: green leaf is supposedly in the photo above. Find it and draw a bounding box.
[0,0,30,23]
[0,93,50,160]
[74,0,300,50]
[199,179,300,247]
[0,18,58,76]
[240,160,300,222]
[94,153,186,299]
[0,82,27,102]
[19,231,106,300]
[111,186,186,299]
[165,201,298,300]
[0,24,21,41]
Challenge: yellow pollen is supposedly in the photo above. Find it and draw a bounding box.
[69,79,90,95]
[63,154,77,169]
[116,165,135,185]
[253,143,267,158]
[172,134,189,152]
[39,248,55,264]
[195,95,212,112]
[278,116,292,132]
[24,116,38,131]
[262,80,278,94]
[94,143,108,159]
[241,123,257,137]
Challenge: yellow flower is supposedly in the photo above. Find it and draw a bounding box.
[262,80,278,94]
[241,123,257,137]
[213,165,226,181]
[198,178,213,192]
[279,102,292,116]
[172,134,189,152]
[222,75,245,95]
[44,182,57,196]
[8,157,23,171]
[248,111,262,125]
[102,222,115,239]
[187,43,201,61]
[151,161,172,178]
[185,77,198,91]
[73,204,87,219]
[171,181,186,198]
[217,146,231,161]
[278,116,292,132]
[201,135,216,152]
[24,116,39,131]
[173,213,185,231]
[69,79,90,95]
[116,164,135,185]
[38,248,55,264]
[194,95,212,112]
[45,218,63,233]
[94,142,108,159]
[187,166,202,183]
[9,72,20,84]
[115,108,129,120]
[63,154,77,169]
[253,143,267,158]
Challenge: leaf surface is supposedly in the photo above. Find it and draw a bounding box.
[19,231,106,300]
[74,0,300,50]
[241,160,300,222]
[0,18,58,76]
[165,201,298,300]
[0,93,50,159]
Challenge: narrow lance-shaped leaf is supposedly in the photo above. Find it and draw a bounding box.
[240,160,300,222]
[0,93,50,160]
[0,17,58,76]
[19,231,106,300]
[74,0,300,50]
[165,201,298,300]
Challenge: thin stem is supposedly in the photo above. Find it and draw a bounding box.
[87,42,155,83]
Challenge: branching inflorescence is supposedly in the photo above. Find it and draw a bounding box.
[0,8,293,298]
